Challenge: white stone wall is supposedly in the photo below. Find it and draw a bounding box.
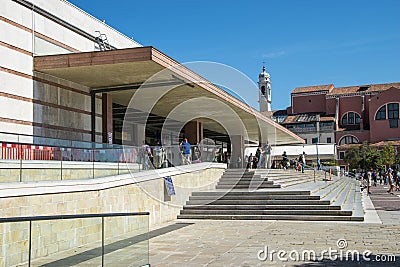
[1,0,142,141]
[0,165,225,266]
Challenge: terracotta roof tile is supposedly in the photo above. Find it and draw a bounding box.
[371,140,400,147]
[320,116,335,122]
[292,84,334,94]
[328,82,400,96]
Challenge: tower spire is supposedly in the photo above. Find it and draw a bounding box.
[258,64,271,112]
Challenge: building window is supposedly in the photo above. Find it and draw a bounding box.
[339,151,345,160]
[312,137,318,144]
[320,122,333,127]
[389,119,398,128]
[327,137,332,143]
[304,139,308,144]
[388,103,399,119]
[261,86,266,95]
[375,106,386,120]
[339,135,359,145]
[342,112,361,125]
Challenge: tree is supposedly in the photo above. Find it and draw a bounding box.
[344,146,361,170]
[343,142,383,171]
[382,142,395,168]
[365,147,383,170]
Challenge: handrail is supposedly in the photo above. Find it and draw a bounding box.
[0,131,220,182]
[0,212,150,223]
[0,212,150,267]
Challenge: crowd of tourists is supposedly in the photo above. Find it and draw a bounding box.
[361,167,400,195]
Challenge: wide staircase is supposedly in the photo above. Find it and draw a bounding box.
[178,169,364,221]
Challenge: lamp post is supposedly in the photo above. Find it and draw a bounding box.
[315,136,320,170]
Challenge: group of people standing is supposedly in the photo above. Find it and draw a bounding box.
[280,151,306,173]
[362,168,400,195]
[245,143,272,170]
[140,141,166,170]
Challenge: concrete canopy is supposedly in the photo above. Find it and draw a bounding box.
[34,46,304,145]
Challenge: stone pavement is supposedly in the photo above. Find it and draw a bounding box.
[149,184,400,267]
[149,220,400,266]
[367,183,400,225]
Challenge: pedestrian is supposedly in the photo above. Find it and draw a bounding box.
[299,151,306,173]
[372,169,377,187]
[366,168,372,195]
[180,138,191,164]
[141,141,152,170]
[152,141,163,169]
[264,142,272,169]
[282,151,288,170]
[247,153,253,170]
[387,168,395,195]
[317,158,321,171]
[237,156,242,169]
[396,169,400,191]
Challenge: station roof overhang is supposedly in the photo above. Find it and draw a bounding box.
[33,46,304,145]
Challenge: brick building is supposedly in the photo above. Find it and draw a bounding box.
[268,82,400,170]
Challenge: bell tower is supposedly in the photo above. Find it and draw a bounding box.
[258,65,271,112]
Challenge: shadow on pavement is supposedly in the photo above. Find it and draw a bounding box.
[39,222,193,266]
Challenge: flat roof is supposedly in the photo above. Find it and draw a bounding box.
[34,46,304,145]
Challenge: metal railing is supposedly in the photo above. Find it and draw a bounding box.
[0,132,219,183]
[0,212,150,267]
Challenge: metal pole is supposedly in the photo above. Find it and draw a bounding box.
[28,220,32,267]
[60,149,63,181]
[92,149,95,179]
[90,91,96,143]
[19,143,22,182]
[101,216,104,266]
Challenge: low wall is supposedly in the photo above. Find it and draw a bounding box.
[0,161,139,182]
[0,163,225,266]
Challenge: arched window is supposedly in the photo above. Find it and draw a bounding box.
[375,103,399,120]
[388,103,399,119]
[342,112,361,125]
[339,135,359,145]
[375,106,386,120]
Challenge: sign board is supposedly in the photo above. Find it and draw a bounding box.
[164,176,176,196]
[107,132,113,144]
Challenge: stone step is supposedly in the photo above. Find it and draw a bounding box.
[312,177,344,197]
[321,178,350,201]
[191,190,312,196]
[217,180,274,185]
[341,182,356,211]
[219,177,269,181]
[185,199,331,205]
[215,184,281,189]
[189,195,321,201]
[333,179,354,207]
[221,174,261,179]
[180,209,352,216]
[223,170,257,174]
[183,205,342,210]
[177,214,364,221]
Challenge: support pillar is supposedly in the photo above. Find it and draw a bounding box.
[183,121,203,144]
[231,135,244,169]
[102,93,113,144]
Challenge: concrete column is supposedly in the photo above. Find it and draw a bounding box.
[183,121,203,144]
[132,124,146,146]
[102,93,113,144]
[231,135,244,169]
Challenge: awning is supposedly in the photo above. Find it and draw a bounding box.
[34,46,304,145]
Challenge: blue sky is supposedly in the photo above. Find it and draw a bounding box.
[69,0,400,110]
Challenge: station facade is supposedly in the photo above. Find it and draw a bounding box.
[1,0,303,164]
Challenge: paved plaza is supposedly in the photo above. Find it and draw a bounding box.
[149,189,400,266]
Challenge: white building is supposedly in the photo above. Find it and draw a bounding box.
[1,0,141,142]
